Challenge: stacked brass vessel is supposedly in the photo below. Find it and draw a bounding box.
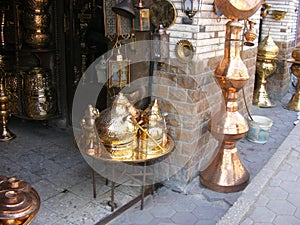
[83,93,169,160]
[200,20,250,192]
[253,34,279,107]
[285,45,300,111]
[23,67,57,119]
[0,176,40,224]
[23,0,51,48]
[0,78,16,142]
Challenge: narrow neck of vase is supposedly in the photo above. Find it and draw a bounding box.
[225,89,238,112]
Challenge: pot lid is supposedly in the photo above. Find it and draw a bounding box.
[257,33,279,59]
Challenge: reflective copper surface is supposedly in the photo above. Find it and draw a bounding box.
[0,78,16,142]
[253,34,279,107]
[0,176,40,225]
[244,20,257,46]
[214,0,262,20]
[200,20,250,193]
[23,10,50,30]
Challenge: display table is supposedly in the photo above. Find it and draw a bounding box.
[81,135,175,211]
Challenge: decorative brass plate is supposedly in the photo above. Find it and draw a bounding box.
[175,40,195,62]
[150,0,177,28]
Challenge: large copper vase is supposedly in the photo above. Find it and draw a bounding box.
[200,20,250,193]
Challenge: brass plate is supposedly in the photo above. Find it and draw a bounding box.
[175,40,195,62]
[81,135,175,163]
[150,0,177,28]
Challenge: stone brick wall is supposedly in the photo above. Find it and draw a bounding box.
[151,0,260,190]
[260,0,299,100]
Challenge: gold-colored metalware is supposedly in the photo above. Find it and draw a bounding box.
[24,29,50,49]
[139,99,167,155]
[214,0,262,20]
[27,0,49,10]
[23,67,56,119]
[253,34,279,107]
[0,78,16,142]
[272,10,287,20]
[23,10,50,30]
[200,20,250,193]
[133,0,150,31]
[244,20,257,46]
[0,176,40,225]
[285,46,300,111]
[261,3,271,18]
[150,0,177,29]
[78,105,103,157]
[96,93,139,159]
[175,40,195,62]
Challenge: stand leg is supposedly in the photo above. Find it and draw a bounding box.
[141,161,146,210]
[92,170,96,199]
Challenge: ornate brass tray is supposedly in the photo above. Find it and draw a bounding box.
[81,134,175,163]
[150,0,177,28]
[175,40,195,62]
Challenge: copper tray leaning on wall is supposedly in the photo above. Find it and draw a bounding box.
[214,0,262,20]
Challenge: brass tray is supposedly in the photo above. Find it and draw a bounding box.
[81,135,175,163]
[175,40,195,62]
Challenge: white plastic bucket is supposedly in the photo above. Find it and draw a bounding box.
[246,115,273,144]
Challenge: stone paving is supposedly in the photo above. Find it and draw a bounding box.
[0,93,299,225]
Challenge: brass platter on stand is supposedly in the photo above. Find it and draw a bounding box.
[150,0,177,28]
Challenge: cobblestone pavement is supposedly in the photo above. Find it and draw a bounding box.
[108,94,300,225]
[0,93,299,225]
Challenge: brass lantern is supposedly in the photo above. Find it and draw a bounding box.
[181,0,200,24]
[107,49,130,88]
[133,0,150,31]
[152,25,170,60]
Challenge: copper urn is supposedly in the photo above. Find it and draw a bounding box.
[200,20,250,193]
